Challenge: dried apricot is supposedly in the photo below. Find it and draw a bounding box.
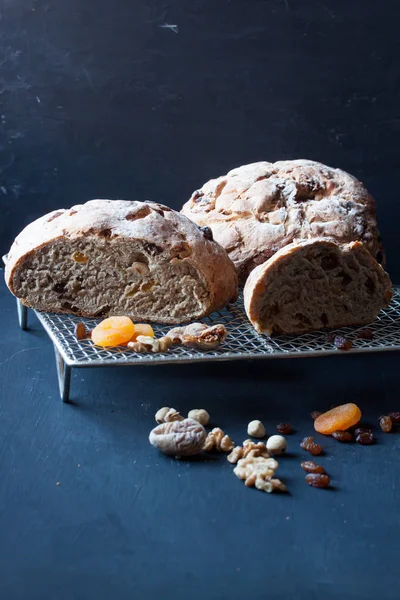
[119,323,155,347]
[314,403,361,435]
[92,316,135,347]
[131,324,155,341]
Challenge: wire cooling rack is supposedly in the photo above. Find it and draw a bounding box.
[5,250,400,402]
[12,288,400,402]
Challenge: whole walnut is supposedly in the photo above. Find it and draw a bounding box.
[149,418,207,457]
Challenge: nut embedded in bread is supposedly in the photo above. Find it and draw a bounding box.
[5,199,238,323]
[244,239,392,335]
[181,160,384,283]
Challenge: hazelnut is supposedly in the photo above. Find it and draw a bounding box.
[247,420,266,438]
[188,409,210,426]
[266,435,287,456]
[149,418,206,457]
[155,407,171,423]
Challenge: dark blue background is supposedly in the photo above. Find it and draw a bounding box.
[1,1,400,598]
[1,0,399,275]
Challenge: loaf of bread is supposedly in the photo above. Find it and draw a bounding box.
[244,239,392,335]
[5,199,238,323]
[181,160,383,283]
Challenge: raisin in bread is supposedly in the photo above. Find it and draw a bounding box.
[244,239,392,335]
[181,160,383,283]
[5,200,238,323]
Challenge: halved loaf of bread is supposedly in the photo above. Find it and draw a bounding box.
[5,200,238,323]
[244,239,392,335]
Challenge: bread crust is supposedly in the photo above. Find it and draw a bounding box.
[182,160,383,283]
[244,239,392,335]
[5,199,238,320]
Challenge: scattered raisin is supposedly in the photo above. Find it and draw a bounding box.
[200,226,213,241]
[332,430,353,442]
[311,411,322,420]
[333,336,352,351]
[276,423,293,434]
[300,437,323,456]
[301,461,326,474]
[357,328,373,340]
[305,473,331,488]
[356,431,375,445]
[379,416,393,433]
[300,437,313,450]
[309,443,323,456]
[74,322,88,341]
[354,427,372,436]
[388,412,400,423]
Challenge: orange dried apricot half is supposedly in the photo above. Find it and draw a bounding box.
[131,324,154,340]
[314,403,361,435]
[92,316,135,348]
[119,323,155,346]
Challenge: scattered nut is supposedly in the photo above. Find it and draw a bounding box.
[227,446,244,464]
[247,420,266,438]
[188,409,210,426]
[233,455,284,493]
[164,408,184,422]
[255,477,287,493]
[166,323,227,350]
[149,418,206,457]
[234,455,279,482]
[266,435,287,456]
[128,335,172,353]
[155,407,171,423]
[242,439,270,458]
[203,427,234,452]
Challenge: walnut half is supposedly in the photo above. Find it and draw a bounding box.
[203,427,234,452]
[149,418,206,457]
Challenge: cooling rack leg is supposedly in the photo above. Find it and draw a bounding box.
[53,345,72,403]
[17,299,28,330]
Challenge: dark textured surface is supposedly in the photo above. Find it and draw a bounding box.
[1,275,400,600]
[1,0,400,277]
[1,0,400,597]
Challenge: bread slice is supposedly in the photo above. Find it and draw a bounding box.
[5,199,238,323]
[181,160,384,283]
[244,239,392,335]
